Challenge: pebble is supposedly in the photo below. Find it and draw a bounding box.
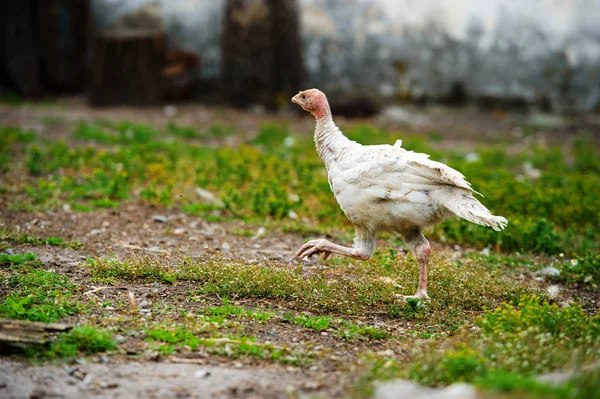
[140,309,151,314]
[152,215,168,223]
[139,300,150,309]
[538,266,560,277]
[82,374,95,385]
[375,380,476,399]
[144,350,160,361]
[173,228,186,235]
[195,369,210,378]
[547,285,561,299]
[5,248,15,255]
[105,306,116,311]
[251,227,266,240]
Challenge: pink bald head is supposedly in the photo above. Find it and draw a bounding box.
[291,89,331,120]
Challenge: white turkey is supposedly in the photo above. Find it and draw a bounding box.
[291,88,507,299]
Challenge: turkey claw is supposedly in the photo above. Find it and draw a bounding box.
[295,239,332,260]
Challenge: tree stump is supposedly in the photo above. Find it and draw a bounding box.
[89,30,167,106]
[221,0,304,109]
[36,0,91,92]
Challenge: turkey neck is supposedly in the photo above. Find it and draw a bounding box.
[314,116,352,169]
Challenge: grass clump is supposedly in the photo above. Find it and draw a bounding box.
[26,325,116,361]
[0,252,37,265]
[555,253,600,288]
[146,323,309,366]
[87,251,538,324]
[0,227,82,249]
[408,295,600,387]
[204,299,275,323]
[285,313,332,331]
[0,259,82,322]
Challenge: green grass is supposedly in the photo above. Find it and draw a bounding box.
[554,253,600,288]
[0,255,83,322]
[1,122,597,254]
[0,227,82,249]
[0,252,37,265]
[355,296,600,397]
[87,251,538,330]
[204,298,275,323]
[407,295,599,386]
[146,323,310,366]
[25,325,116,361]
[285,313,332,331]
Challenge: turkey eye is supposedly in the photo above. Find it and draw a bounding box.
[302,95,306,99]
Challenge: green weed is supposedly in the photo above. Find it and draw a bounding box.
[25,325,116,361]
[0,228,82,249]
[0,260,83,322]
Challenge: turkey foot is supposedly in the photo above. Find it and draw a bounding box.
[295,239,370,261]
[403,291,430,300]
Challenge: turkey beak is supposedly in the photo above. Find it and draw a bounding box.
[291,93,301,105]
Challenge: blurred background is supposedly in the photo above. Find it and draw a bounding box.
[2,0,600,115]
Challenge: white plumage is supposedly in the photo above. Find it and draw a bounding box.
[291,89,507,299]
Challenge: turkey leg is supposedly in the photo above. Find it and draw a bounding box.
[404,239,431,300]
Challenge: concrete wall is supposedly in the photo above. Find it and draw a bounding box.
[92,0,600,112]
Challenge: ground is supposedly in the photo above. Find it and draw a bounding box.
[0,97,599,399]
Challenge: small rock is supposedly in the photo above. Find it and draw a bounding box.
[538,266,560,277]
[195,369,210,378]
[82,374,95,385]
[102,221,110,228]
[195,188,223,206]
[465,152,480,163]
[144,350,160,361]
[480,247,490,256]
[63,203,71,212]
[163,105,177,118]
[303,381,320,390]
[99,355,109,363]
[139,300,150,309]
[221,242,231,252]
[105,306,116,311]
[46,268,56,273]
[115,334,126,343]
[140,309,151,314]
[251,227,266,240]
[547,285,561,299]
[173,228,186,235]
[288,210,298,219]
[89,229,103,235]
[152,215,168,223]
[5,248,15,255]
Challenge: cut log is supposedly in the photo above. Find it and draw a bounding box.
[221,0,304,109]
[89,30,167,106]
[36,0,91,92]
[0,318,72,345]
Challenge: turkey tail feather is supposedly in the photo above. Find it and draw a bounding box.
[440,190,508,231]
